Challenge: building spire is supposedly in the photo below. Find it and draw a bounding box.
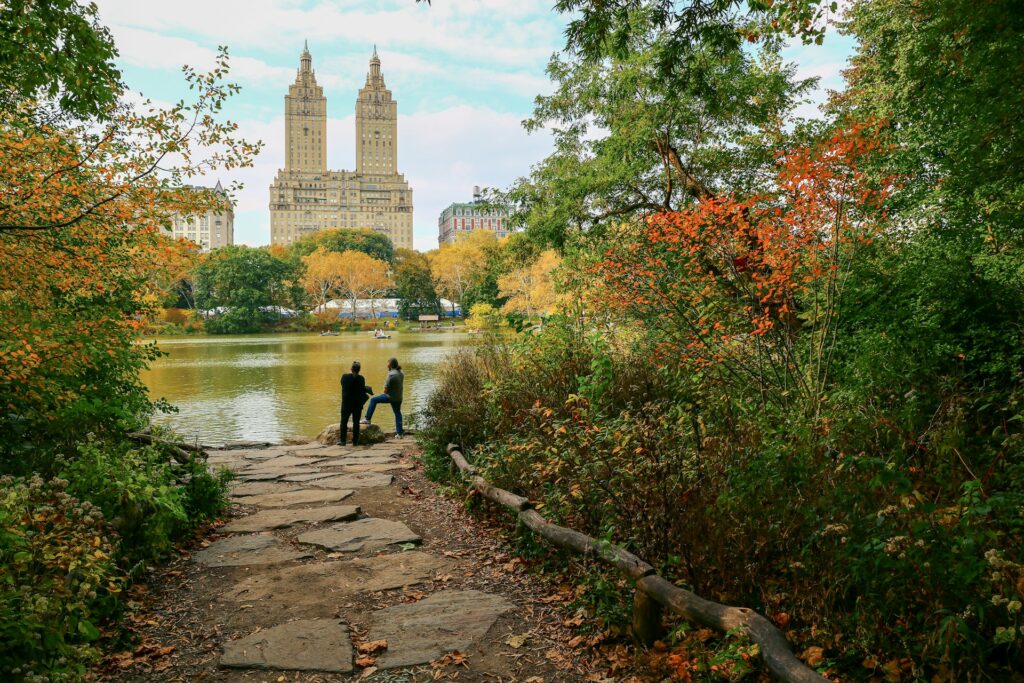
[300,40,312,74]
[368,45,382,82]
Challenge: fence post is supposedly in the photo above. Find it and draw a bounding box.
[631,586,663,646]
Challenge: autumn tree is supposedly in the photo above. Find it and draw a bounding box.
[497,249,562,320]
[334,250,389,319]
[594,123,891,410]
[0,48,259,451]
[300,247,347,311]
[429,230,497,315]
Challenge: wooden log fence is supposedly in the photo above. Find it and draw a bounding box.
[446,443,829,683]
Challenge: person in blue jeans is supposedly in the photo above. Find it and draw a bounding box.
[362,357,404,436]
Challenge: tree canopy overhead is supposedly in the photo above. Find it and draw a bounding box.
[0,0,123,120]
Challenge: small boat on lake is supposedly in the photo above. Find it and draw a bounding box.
[320,331,339,336]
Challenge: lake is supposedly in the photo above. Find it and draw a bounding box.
[141,331,469,445]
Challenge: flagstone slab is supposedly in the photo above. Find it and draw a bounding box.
[368,590,514,669]
[251,454,329,469]
[294,446,353,458]
[282,441,327,452]
[209,459,250,473]
[316,456,399,468]
[233,488,355,509]
[194,534,312,567]
[236,448,294,460]
[221,505,361,533]
[280,471,337,482]
[221,619,353,672]
[304,472,395,489]
[296,518,420,553]
[333,462,414,474]
[236,471,287,482]
[222,551,448,604]
[229,481,303,498]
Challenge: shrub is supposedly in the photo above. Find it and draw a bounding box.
[60,438,229,564]
[0,476,121,681]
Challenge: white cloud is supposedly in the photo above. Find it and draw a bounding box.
[96,0,562,68]
[108,25,347,90]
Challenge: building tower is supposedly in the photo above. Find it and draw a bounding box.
[269,45,414,250]
[355,46,398,175]
[284,40,326,173]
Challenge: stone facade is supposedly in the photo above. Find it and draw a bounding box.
[437,186,511,246]
[167,181,234,252]
[270,45,413,250]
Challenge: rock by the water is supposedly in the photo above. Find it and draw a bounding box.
[193,534,312,567]
[316,422,385,445]
[221,619,353,672]
[221,505,360,533]
[296,518,420,553]
[222,551,448,605]
[368,590,514,669]
[232,488,354,509]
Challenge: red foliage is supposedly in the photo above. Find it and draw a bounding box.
[592,123,891,393]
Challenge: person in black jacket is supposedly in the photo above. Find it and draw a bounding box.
[339,361,372,446]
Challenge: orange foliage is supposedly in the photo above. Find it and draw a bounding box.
[0,52,258,439]
[592,123,892,399]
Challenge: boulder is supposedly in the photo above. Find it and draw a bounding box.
[316,422,385,446]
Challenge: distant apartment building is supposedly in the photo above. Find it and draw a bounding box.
[167,181,234,251]
[269,45,414,249]
[438,186,512,246]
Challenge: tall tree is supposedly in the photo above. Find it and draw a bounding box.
[1,49,258,447]
[334,250,389,319]
[300,247,347,311]
[498,249,562,320]
[288,228,395,264]
[394,248,440,320]
[429,230,497,315]
[194,246,299,333]
[505,24,811,249]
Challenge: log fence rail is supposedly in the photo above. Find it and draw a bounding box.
[445,443,829,683]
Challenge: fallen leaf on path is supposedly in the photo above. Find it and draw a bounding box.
[357,639,388,654]
[524,677,545,683]
[505,633,529,648]
[360,666,378,678]
[801,646,825,667]
[356,656,376,668]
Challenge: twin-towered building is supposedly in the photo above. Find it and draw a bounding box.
[269,44,414,249]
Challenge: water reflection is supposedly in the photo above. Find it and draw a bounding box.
[142,331,468,445]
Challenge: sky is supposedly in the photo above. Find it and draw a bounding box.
[93,0,857,252]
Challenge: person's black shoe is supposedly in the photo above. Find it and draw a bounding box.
[338,442,346,447]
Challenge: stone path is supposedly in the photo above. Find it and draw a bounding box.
[108,438,588,681]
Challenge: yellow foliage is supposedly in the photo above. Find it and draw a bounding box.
[498,249,562,319]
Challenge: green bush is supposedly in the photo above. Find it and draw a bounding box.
[421,314,1024,677]
[60,438,229,564]
[0,476,121,681]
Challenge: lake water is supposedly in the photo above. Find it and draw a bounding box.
[141,331,469,445]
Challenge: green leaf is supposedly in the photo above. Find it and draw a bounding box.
[78,619,100,641]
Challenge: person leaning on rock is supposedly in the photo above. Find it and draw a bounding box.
[339,360,372,446]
